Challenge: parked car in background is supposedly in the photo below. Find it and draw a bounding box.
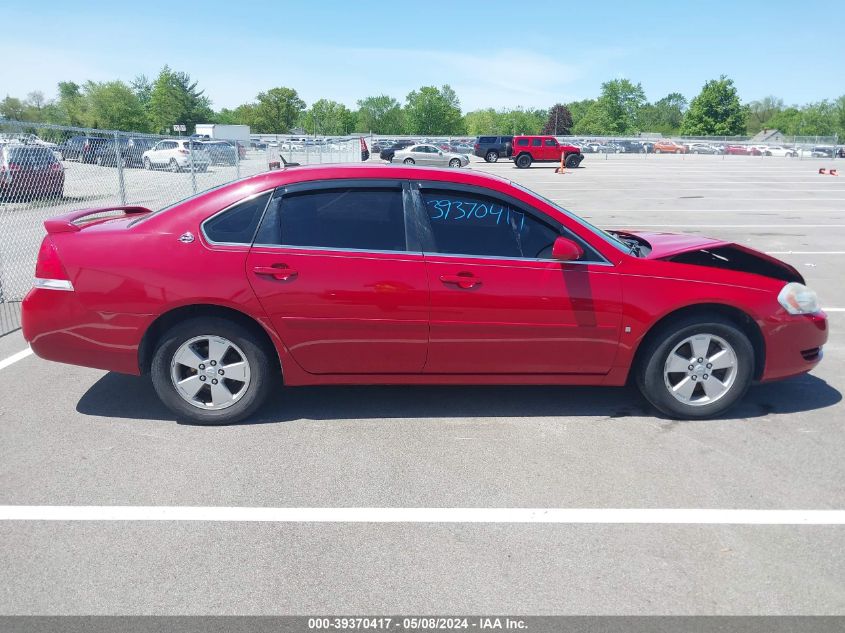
[142,139,211,172]
[511,135,584,169]
[688,143,720,155]
[837,146,844,158]
[762,146,797,157]
[0,143,64,200]
[724,145,751,155]
[201,140,238,165]
[614,140,645,153]
[653,140,687,154]
[379,140,417,162]
[392,144,469,168]
[93,137,158,168]
[473,136,513,163]
[22,164,828,424]
[56,136,109,163]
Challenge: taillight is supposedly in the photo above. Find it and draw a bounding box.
[474,143,479,150]
[8,162,21,172]
[178,149,189,155]
[34,237,73,291]
[50,163,63,172]
[83,141,90,150]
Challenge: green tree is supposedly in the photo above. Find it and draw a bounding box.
[746,95,784,134]
[680,75,747,136]
[404,85,464,135]
[252,87,305,133]
[147,66,213,134]
[500,107,546,135]
[571,79,645,135]
[797,100,837,136]
[566,99,595,130]
[765,107,802,135]
[300,99,355,135]
[541,104,573,135]
[639,92,687,134]
[0,96,27,120]
[131,75,153,108]
[83,81,149,131]
[56,81,87,126]
[463,108,501,135]
[355,95,404,134]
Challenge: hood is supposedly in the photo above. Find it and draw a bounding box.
[616,230,804,284]
[615,230,729,259]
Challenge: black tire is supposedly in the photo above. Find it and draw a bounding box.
[635,314,754,419]
[515,153,532,168]
[150,316,276,425]
[403,158,415,165]
[144,157,152,170]
[449,158,461,168]
[655,149,662,154]
[565,154,581,169]
[485,150,499,163]
[169,159,180,173]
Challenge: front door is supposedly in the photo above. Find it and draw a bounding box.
[415,185,622,375]
[246,181,429,375]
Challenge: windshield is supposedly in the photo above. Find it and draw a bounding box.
[509,181,631,253]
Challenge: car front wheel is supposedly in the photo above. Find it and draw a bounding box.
[151,317,275,425]
[636,315,754,419]
[449,158,461,168]
[485,150,499,162]
[143,157,152,170]
[403,158,415,165]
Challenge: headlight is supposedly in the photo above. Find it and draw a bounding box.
[778,282,820,315]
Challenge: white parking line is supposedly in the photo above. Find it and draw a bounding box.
[606,224,845,228]
[0,506,843,525]
[767,251,845,255]
[0,347,32,372]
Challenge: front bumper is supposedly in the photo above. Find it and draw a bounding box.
[760,311,828,381]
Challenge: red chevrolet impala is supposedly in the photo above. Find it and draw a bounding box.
[22,165,827,424]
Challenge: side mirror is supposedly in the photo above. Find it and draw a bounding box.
[552,236,583,262]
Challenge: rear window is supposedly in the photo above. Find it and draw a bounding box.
[203,192,272,244]
[6,147,57,166]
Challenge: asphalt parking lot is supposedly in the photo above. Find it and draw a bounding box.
[1,153,844,614]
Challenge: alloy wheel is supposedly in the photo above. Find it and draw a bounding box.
[170,335,251,410]
[663,333,738,407]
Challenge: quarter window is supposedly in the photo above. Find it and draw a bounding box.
[203,192,272,244]
[420,189,561,259]
[257,187,406,252]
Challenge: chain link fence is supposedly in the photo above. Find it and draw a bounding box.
[0,119,364,335]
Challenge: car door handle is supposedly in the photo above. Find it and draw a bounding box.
[440,273,481,289]
[253,265,298,281]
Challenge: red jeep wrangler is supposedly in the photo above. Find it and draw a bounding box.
[511,135,584,169]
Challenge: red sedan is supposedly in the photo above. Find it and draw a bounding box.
[22,165,827,424]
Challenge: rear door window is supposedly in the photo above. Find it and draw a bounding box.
[516,138,529,147]
[257,186,407,252]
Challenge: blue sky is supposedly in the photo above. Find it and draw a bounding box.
[2,0,842,111]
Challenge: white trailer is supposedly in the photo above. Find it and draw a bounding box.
[194,124,250,143]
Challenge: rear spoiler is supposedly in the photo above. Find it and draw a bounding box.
[44,206,151,233]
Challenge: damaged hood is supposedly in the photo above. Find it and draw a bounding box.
[614,230,730,259]
[615,230,804,284]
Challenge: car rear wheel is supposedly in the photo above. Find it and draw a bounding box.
[655,149,662,154]
[169,159,180,172]
[515,154,532,168]
[636,315,754,419]
[449,158,461,168]
[151,317,275,425]
[485,150,499,163]
[403,158,415,165]
[675,149,681,154]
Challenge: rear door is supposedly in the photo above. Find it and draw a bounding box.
[543,137,560,161]
[246,179,429,374]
